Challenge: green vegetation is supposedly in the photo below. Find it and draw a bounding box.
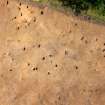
[59,0,105,20]
[33,0,105,21]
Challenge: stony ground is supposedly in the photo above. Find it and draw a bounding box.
[0,0,105,105]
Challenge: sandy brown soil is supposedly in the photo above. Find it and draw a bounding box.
[0,0,105,105]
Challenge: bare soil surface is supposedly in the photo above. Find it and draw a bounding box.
[0,0,105,105]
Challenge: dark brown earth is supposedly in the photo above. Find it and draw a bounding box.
[0,0,105,105]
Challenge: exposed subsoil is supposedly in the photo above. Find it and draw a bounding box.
[0,0,105,105]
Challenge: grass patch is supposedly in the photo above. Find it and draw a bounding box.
[32,0,105,23]
[87,9,105,22]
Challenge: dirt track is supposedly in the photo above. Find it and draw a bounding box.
[0,0,105,105]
